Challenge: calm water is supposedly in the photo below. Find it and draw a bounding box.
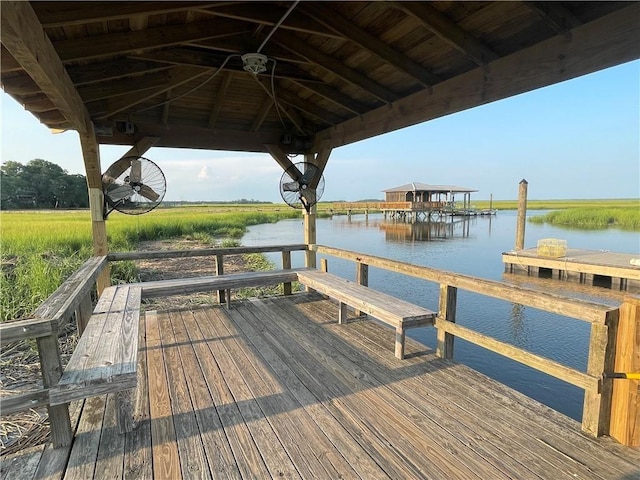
[242,211,639,421]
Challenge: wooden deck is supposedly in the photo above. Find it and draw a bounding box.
[3,293,639,480]
[503,248,640,290]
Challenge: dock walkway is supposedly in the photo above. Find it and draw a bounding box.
[3,293,639,479]
[503,248,640,290]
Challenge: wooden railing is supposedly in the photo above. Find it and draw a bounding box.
[2,243,637,448]
[311,244,637,442]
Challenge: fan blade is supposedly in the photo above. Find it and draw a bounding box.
[282,180,301,192]
[301,167,316,185]
[107,184,134,202]
[138,184,160,202]
[129,159,142,183]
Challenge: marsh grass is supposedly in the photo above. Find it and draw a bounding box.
[1,207,302,321]
[528,206,640,230]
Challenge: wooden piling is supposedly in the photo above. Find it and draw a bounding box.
[609,295,640,446]
[515,179,528,250]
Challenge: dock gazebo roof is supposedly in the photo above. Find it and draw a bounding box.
[383,183,478,194]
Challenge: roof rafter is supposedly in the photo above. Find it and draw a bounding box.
[300,3,440,87]
[273,30,400,104]
[250,97,274,133]
[393,1,499,66]
[291,80,372,115]
[52,18,252,63]
[208,71,233,128]
[1,1,91,133]
[525,1,582,37]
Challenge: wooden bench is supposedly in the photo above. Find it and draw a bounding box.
[49,285,141,434]
[297,270,436,359]
[132,268,307,306]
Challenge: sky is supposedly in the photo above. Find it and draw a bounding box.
[1,60,638,202]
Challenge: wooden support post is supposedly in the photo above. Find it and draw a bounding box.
[436,284,458,359]
[582,310,618,436]
[216,254,225,304]
[609,296,640,446]
[304,207,317,270]
[515,179,528,251]
[37,334,72,447]
[282,250,292,295]
[338,301,348,325]
[320,258,328,273]
[395,327,406,360]
[354,262,369,316]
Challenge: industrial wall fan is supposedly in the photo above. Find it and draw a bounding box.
[279,162,324,213]
[102,156,166,217]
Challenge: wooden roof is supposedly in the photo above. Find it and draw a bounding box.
[384,183,478,193]
[2,1,639,156]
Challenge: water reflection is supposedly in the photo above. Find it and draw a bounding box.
[379,217,473,242]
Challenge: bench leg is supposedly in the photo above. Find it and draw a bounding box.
[116,389,135,434]
[395,326,406,360]
[338,301,348,325]
[226,289,231,309]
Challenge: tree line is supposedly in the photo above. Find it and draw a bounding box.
[1,159,89,210]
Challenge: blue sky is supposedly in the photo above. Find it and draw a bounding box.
[2,60,638,202]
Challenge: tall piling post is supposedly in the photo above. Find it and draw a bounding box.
[515,179,528,250]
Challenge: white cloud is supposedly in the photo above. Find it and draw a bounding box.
[197,166,209,180]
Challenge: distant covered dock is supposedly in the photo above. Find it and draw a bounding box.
[381,182,479,220]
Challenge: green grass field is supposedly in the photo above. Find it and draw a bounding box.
[1,199,638,321]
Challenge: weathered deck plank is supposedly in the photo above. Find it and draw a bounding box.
[6,294,638,480]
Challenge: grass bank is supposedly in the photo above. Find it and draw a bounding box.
[0,207,302,321]
[528,206,640,230]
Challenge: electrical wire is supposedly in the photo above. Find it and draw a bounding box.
[257,0,300,53]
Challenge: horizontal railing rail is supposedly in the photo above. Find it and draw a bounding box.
[107,243,308,261]
[311,244,622,437]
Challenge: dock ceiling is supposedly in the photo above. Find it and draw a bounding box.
[2,1,639,154]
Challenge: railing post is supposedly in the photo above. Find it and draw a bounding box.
[609,296,640,446]
[282,250,292,295]
[354,262,368,316]
[215,254,225,304]
[436,284,457,359]
[582,309,618,436]
[37,333,72,447]
[320,258,328,272]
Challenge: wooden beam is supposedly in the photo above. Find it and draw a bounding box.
[301,3,440,86]
[53,19,251,63]
[208,72,233,128]
[78,69,181,102]
[103,137,160,180]
[308,141,332,189]
[96,121,283,153]
[273,30,400,103]
[68,59,173,87]
[292,80,373,115]
[316,4,640,149]
[265,144,300,176]
[33,2,220,28]
[1,1,92,133]
[525,1,582,36]
[393,1,499,65]
[94,66,209,118]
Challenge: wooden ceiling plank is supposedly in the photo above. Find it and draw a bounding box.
[33,2,222,28]
[301,3,440,87]
[1,73,42,95]
[207,72,234,128]
[1,1,91,133]
[67,60,173,86]
[394,1,499,66]
[250,97,274,132]
[317,3,640,149]
[53,18,252,63]
[273,30,400,104]
[95,66,210,118]
[525,2,582,36]
[1,46,22,73]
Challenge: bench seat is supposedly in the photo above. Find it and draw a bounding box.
[132,268,307,300]
[297,270,435,359]
[49,285,141,433]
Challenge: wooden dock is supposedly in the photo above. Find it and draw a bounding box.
[3,293,639,480]
[503,248,640,291]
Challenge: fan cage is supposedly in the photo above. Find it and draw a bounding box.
[279,162,325,211]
